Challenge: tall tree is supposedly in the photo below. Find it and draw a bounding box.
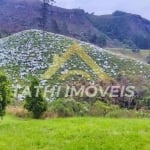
[24,77,47,119]
[0,73,11,119]
[41,0,55,39]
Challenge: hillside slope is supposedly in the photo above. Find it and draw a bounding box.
[0,0,107,43]
[105,48,150,64]
[0,29,150,83]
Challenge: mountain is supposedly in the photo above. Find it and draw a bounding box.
[88,11,150,49]
[0,0,150,49]
[0,0,102,40]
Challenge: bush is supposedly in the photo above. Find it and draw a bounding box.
[49,98,89,117]
[90,101,118,117]
[42,111,58,119]
[6,106,30,118]
[106,109,134,118]
[142,97,150,109]
[106,109,150,118]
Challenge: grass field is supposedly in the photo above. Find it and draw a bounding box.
[0,116,150,150]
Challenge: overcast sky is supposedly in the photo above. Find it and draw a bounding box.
[55,0,150,20]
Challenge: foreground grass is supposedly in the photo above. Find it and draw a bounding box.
[0,116,150,150]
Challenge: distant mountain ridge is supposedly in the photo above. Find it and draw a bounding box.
[0,0,150,49]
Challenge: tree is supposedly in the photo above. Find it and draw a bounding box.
[51,19,59,33]
[96,34,107,47]
[132,47,140,53]
[40,0,55,38]
[88,34,107,47]
[147,55,150,64]
[60,21,69,35]
[0,73,11,119]
[24,78,47,119]
[0,30,10,38]
[133,35,150,49]
[123,39,137,49]
[89,34,97,43]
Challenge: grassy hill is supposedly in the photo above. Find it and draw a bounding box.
[0,29,150,109]
[0,29,150,83]
[1,115,150,150]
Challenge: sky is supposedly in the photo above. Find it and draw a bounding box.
[55,0,150,20]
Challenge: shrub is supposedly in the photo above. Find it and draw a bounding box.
[6,106,30,118]
[106,109,150,118]
[106,109,133,118]
[49,98,89,117]
[90,101,118,117]
[42,111,58,119]
[50,99,74,117]
[142,97,150,109]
